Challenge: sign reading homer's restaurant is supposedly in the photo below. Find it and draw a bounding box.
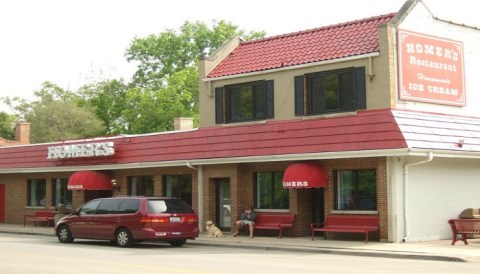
[47,142,115,159]
[398,29,465,106]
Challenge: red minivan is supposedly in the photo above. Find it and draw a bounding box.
[55,196,199,247]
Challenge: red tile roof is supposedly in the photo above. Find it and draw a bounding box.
[207,13,395,78]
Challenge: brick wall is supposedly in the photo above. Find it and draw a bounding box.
[1,158,388,240]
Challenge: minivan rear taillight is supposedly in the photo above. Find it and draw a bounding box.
[140,217,170,223]
[184,216,198,224]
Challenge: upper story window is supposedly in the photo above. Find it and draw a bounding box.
[294,67,366,116]
[215,80,274,124]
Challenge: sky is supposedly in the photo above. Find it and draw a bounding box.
[0,0,477,113]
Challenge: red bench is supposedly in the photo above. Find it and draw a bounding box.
[311,215,379,243]
[448,219,480,245]
[23,210,55,227]
[251,213,296,238]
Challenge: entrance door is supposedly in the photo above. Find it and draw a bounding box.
[215,179,231,231]
[312,188,324,224]
[0,185,5,222]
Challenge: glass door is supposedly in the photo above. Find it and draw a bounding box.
[216,179,231,231]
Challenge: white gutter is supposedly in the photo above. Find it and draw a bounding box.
[202,53,380,82]
[187,162,203,233]
[402,151,433,242]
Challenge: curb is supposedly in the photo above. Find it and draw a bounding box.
[188,241,466,262]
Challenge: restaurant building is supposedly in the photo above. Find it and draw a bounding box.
[1,0,480,242]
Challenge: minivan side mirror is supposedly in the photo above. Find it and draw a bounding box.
[70,209,80,215]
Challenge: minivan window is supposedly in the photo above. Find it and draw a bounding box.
[79,199,102,215]
[147,199,194,214]
[118,199,140,213]
[96,199,123,214]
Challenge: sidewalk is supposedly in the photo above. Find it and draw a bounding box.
[1,223,479,263]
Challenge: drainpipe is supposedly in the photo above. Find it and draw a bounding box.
[187,162,204,233]
[402,152,433,242]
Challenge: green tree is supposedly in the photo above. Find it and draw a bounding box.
[2,81,106,143]
[77,79,128,135]
[0,111,16,140]
[126,20,265,89]
[122,20,265,133]
[120,68,199,133]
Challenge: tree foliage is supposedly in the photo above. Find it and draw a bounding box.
[77,79,128,135]
[1,20,266,141]
[114,20,265,133]
[0,111,16,140]
[2,82,106,143]
[126,20,265,90]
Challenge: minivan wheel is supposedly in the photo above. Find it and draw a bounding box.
[57,225,74,243]
[115,228,134,247]
[169,239,187,247]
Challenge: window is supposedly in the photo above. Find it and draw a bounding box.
[96,199,123,214]
[164,175,192,206]
[215,80,274,124]
[118,199,141,213]
[335,170,376,210]
[79,199,102,215]
[52,178,72,209]
[255,172,289,209]
[294,67,366,116]
[27,179,46,207]
[128,176,154,196]
[147,199,194,214]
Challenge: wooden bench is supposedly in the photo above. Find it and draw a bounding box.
[249,213,296,238]
[448,219,480,245]
[311,215,379,243]
[23,210,55,227]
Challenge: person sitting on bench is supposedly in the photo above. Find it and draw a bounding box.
[233,207,256,238]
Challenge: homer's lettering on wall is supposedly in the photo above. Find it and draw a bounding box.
[398,29,465,106]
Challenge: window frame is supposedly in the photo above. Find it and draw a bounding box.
[254,171,289,210]
[307,68,355,114]
[127,176,154,196]
[163,174,193,206]
[27,179,46,207]
[334,169,377,211]
[51,178,72,209]
[215,80,274,124]
[295,67,366,116]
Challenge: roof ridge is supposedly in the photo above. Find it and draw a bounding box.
[241,13,396,46]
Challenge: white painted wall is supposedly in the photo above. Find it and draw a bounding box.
[396,1,480,116]
[392,157,480,242]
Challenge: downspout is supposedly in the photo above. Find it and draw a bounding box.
[187,162,204,233]
[402,152,433,242]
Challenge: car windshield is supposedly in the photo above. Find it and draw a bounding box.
[147,199,194,214]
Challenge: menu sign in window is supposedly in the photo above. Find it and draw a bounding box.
[398,29,465,106]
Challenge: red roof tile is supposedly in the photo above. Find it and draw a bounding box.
[207,14,395,78]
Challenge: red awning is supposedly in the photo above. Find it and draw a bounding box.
[282,162,327,188]
[67,171,113,190]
